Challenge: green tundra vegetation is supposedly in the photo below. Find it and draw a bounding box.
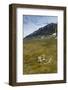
[23,37,57,74]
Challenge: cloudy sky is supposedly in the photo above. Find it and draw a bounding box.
[23,15,58,37]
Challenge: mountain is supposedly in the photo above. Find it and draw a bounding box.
[24,23,57,39]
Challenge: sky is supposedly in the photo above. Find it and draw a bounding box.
[23,15,58,37]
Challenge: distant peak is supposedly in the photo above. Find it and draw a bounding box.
[24,23,57,39]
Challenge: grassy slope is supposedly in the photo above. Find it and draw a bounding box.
[23,37,57,74]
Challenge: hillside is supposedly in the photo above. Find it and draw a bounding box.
[24,23,57,39]
[23,23,57,74]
